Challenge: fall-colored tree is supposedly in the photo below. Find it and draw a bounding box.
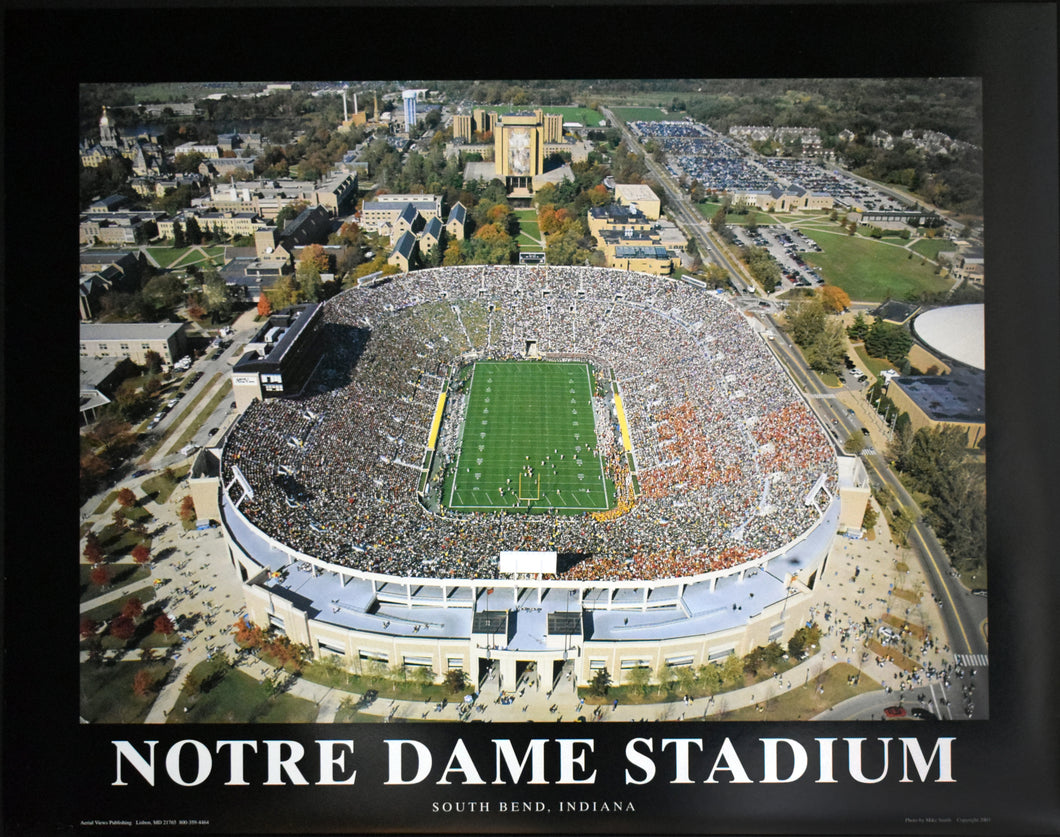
[80,617,100,639]
[131,543,151,565]
[117,487,137,508]
[586,183,611,207]
[133,669,156,697]
[300,243,331,274]
[818,284,852,313]
[154,613,176,636]
[234,618,267,649]
[90,565,110,588]
[109,615,136,640]
[112,508,128,531]
[179,495,196,522]
[122,597,144,620]
[83,532,104,564]
[257,293,272,318]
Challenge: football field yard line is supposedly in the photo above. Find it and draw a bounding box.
[446,361,612,514]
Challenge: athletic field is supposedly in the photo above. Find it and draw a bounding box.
[444,361,613,514]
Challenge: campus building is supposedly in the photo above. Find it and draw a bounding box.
[231,304,326,411]
[79,322,189,367]
[884,304,986,448]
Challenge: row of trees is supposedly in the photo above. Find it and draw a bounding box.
[588,625,822,699]
[887,422,986,575]
[847,312,913,367]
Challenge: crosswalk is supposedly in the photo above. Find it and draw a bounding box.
[954,653,989,667]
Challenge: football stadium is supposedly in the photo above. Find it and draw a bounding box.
[218,266,857,691]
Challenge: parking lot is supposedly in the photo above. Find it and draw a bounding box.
[731,224,825,292]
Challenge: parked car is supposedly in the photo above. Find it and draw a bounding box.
[911,707,938,721]
[883,706,907,718]
[971,589,988,597]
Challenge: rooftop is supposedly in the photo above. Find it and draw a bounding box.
[80,322,185,341]
[912,304,985,371]
[893,366,985,423]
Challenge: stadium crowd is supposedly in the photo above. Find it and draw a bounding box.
[221,266,836,583]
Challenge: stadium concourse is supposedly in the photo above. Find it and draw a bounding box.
[217,266,852,689]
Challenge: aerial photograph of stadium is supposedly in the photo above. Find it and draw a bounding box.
[78,78,988,724]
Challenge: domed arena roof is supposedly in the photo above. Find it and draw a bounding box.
[913,304,985,371]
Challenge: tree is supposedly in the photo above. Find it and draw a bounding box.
[153,613,176,636]
[844,433,867,454]
[257,293,272,318]
[173,151,205,174]
[784,297,827,347]
[142,275,185,315]
[109,615,136,640]
[274,201,309,231]
[117,487,137,508]
[787,623,822,658]
[266,274,299,310]
[143,350,164,374]
[183,216,203,245]
[862,504,879,531]
[805,319,848,375]
[133,669,156,698]
[112,508,128,531]
[172,220,185,248]
[296,263,324,303]
[80,617,100,639]
[113,380,152,421]
[178,495,196,523]
[300,243,331,274]
[443,669,469,694]
[202,270,233,321]
[122,597,144,620]
[818,285,851,313]
[864,318,913,365]
[625,665,652,695]
[588,667,612,697]
[697,663,723,697]
[83,531,104,564]
[131,543,151,565]
[717,652,744,687]
[847,311,870,341]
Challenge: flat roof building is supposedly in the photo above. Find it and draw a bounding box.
[79,322,188,366]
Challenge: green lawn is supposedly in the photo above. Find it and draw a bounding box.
[141,464,190,505]
[910,238,957,260]
[695,202,764,226]
[800,230,951,302]
[80,564,152,602]
[80,588,157,623]
[541,106,607,128]
[609,106,672,124]
[146,246,190,268]
[514,209,544,250]
[168,665,319,723]
[444,361,613,514]
[711,663,880,722]
[80,660,175,723]
[853,344,898,377]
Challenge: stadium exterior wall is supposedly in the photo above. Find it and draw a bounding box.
[221,485,838,688]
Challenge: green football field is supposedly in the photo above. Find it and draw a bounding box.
[445,361,612,514]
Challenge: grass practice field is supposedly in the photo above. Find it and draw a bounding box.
[445,361,613,515]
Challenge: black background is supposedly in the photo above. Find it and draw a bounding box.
[3,2,1058,834]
